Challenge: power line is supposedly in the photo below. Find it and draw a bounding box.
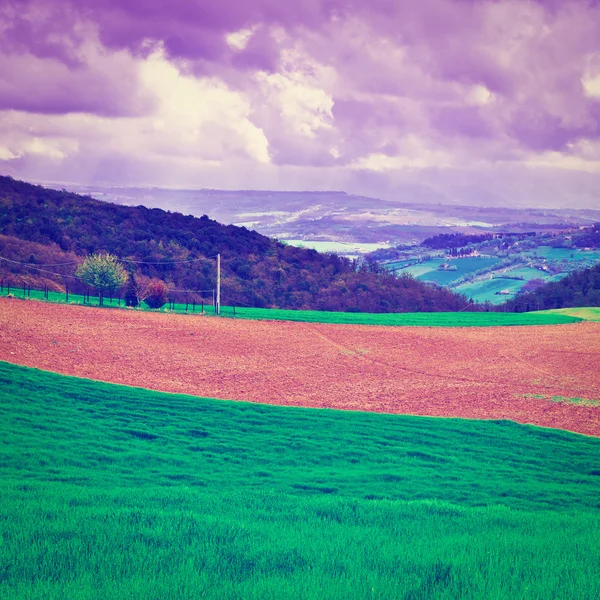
[1,254,222,293]
[168,288,215,294]
[220,295,256,309]
[0,259,81,280]
[0,256,79,267]
[0,254,220,267]
[119,254,219,265]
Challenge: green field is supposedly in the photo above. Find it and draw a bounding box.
[391,257,500,285]
[0,286,218,314]
[216,305,581,326]
[525,246,600,261]
[454,271,566,304]
[454,270,564,305]
[454,265,556,305]
[454,278,524,304]
[1,361,599,599]
[386,246,600,304]
[0,289,581,326]
[533,307,600,322]
[501,266,550,280]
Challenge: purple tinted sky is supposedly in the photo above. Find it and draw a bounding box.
[1,0,600,206]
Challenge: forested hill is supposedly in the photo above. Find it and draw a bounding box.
[0,176,471,312]
[501,263,600,311]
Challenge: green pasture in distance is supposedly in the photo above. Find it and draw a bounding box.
[218,305,581,326]
[417,257,500,285]
[392,259,443,278]
[533,307,600,322]
[0,289,581,326]
[503,266,553,280]
[525,246,600,261]
[389,256,501,285]
[455,267,571,304]
[1,361,600,600]
[455,278,523,304]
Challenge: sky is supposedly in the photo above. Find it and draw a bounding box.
[1,0,600,206]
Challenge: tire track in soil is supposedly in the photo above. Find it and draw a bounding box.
[310,326,586,396]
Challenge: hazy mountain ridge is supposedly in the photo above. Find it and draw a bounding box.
[40,182,600,248]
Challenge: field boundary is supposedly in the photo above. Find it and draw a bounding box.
[0,289,583,327]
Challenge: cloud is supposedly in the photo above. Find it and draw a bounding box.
[1,0,600,204]
[0,51,271,178]
[0,40,154,116]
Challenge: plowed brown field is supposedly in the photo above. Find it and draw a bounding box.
[1,297,599,436]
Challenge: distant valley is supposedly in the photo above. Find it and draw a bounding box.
[372,229,600,305]
[5,176,599,311]
[42,183,600,255]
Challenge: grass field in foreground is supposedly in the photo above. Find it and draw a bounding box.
[1,362,599,600]
[0,288,582,326]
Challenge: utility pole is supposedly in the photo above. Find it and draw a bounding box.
[216,253,221,315]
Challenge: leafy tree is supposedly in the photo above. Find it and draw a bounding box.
[143,278,169,309]
[75,253,127,305]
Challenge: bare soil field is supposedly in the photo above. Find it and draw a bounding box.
[1,297,599,436]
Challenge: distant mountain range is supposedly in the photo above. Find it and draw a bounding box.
[36,181,600,249]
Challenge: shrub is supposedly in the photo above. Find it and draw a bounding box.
[143,279,169,309]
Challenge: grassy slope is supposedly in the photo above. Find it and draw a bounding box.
[526,246,600,261]
[416,257,500,285]
[1,361,599,600]
[533,307,600,322]
[0,289,581,326]
[390,257,499,284]
[454,277,525,304]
